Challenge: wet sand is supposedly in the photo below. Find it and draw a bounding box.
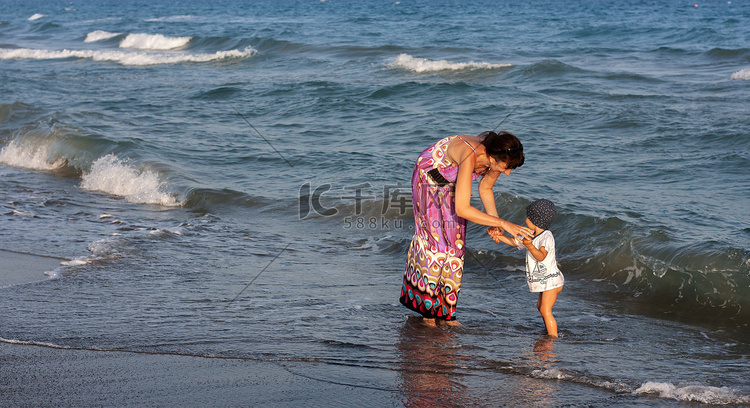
[0,249,63,287]
[0,342,402,407]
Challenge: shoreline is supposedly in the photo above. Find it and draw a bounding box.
[0,339,646,407]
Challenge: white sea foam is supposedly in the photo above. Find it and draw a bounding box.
[80,154,181,206]
[9,210,35,218]
[85,30,121,42]
[28,13,45,21]
[0,140,67,171]
[531,367,570,380]
[635,382,750,405]
[61,236,127,266]
[0,47,257,66]
[0,338,63,348]
[60,258,88,266]
[119,33,192,50]
[389,53,512,74]
[730,68,750,80]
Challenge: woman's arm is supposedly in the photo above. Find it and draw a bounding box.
[453,151,526,235]
[453,151,505,227]
[478,170,500,218]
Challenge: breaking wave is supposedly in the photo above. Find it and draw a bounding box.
[0,140,69,171]
[0,47,257,66]
[388,53,512,74]
[119,33,192,50]
[80,154,181,206]
[84,30,121,42]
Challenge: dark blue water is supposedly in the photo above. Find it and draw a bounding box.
[2,0,749,405]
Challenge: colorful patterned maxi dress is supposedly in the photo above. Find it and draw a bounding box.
[400,136,483,321]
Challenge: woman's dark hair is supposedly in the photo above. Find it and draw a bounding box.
[479,130,524,169]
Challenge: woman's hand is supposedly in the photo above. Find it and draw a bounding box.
[501,220,533,241]
[487,227,504,244]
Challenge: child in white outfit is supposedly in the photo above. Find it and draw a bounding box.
[493,199,563,337]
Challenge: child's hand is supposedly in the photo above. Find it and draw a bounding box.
[487,227,504,244]
[522,236,534,248]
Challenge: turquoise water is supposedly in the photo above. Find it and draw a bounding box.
[1,0,749,405]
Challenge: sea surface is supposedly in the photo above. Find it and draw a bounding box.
[1,0,749,406]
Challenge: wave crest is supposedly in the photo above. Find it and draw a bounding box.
[0,47,257,66]
[80,154,181,206]
[388,53,511,74]
[85,30,121,42]
[119,33,192,50]
[0,140,68,171]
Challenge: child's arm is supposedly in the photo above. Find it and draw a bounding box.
[523,238,548,261]
[496,234,519,248]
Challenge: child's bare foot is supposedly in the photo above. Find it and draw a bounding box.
[439,319,462,327]
[422,318,437,327]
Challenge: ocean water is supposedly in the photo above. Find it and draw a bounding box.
[1,0,749,406]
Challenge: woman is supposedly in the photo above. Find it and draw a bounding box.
[399,131,531,325]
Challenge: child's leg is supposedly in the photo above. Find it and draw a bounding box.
[537,286,563,337]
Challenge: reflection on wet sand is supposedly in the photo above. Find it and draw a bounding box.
[396,316,466,407]
[532,336,556,364]
[509,336,560,406]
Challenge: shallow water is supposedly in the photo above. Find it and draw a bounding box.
[1,0,749,405]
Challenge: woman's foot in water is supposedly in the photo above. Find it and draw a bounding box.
[439,319,462,327]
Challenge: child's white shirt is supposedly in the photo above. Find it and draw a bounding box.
[517,230,564,292]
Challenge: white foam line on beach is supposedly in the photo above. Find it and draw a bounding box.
[530,367,750,404]
[0,337,256,361]
[635,381,750,405]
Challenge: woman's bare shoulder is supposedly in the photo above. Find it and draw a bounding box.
[458,133,481,141]
[447,135,475,163]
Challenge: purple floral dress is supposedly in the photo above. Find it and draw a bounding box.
[400,136,483,320]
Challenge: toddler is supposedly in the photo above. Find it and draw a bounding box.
[495,199,564,337]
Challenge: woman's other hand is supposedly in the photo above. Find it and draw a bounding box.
[502,221,533,241]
